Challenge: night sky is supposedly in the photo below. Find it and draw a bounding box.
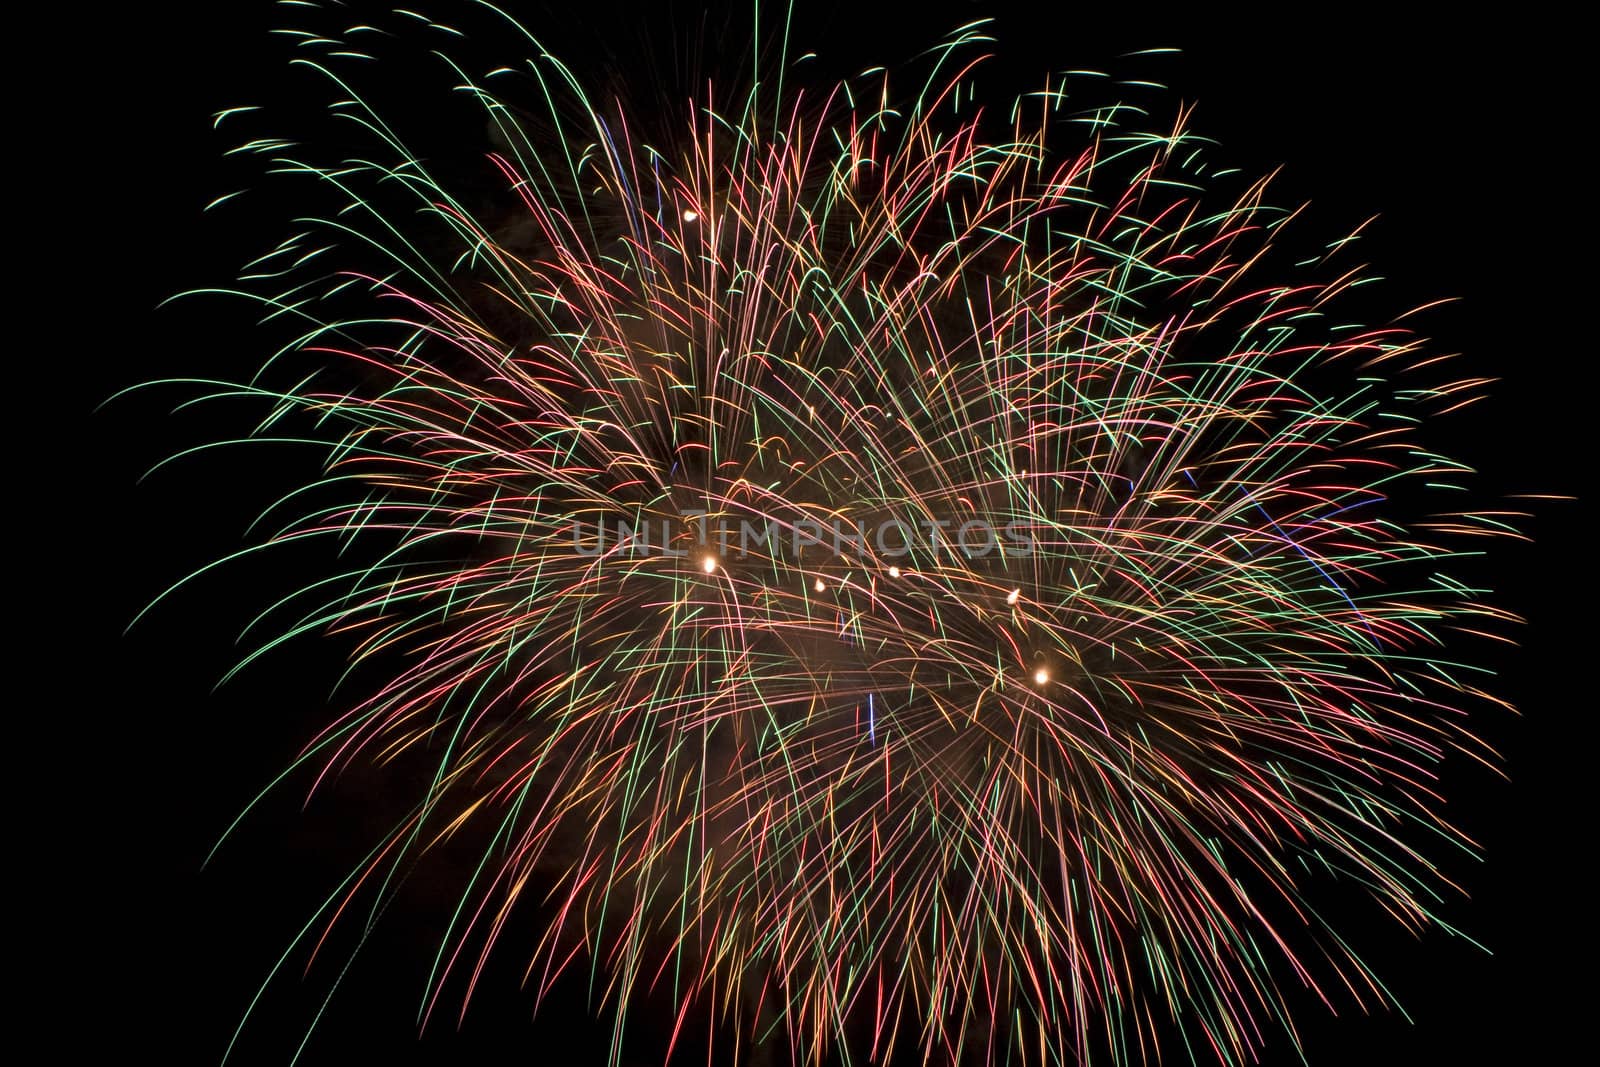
[84,2,1586,1063]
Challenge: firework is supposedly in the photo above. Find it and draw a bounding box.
[141,3,1519,1063]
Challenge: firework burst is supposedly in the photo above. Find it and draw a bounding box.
[141,3,1520,1063]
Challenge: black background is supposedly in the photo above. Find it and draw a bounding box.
[79,2,1586,1063]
